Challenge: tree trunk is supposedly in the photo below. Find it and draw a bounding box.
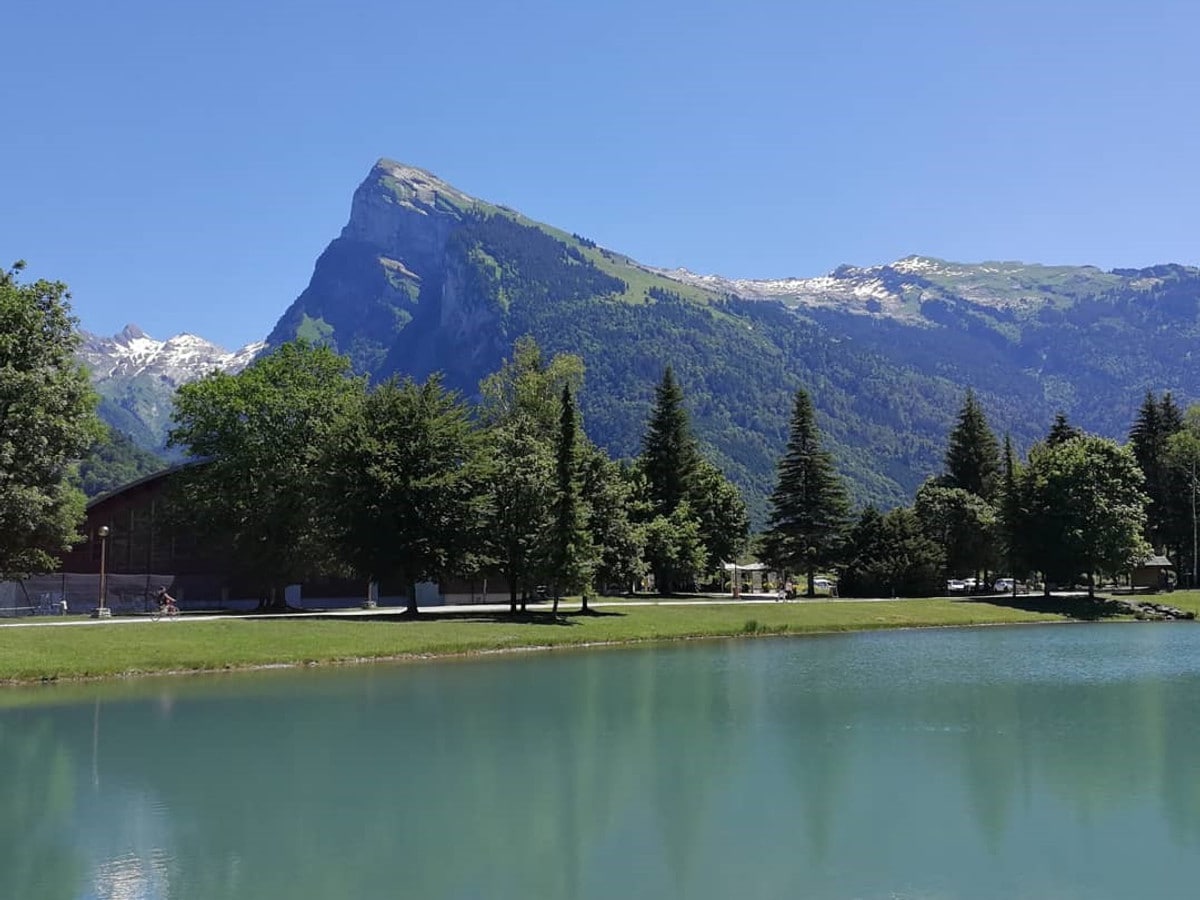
[257,585,286,612]
[806,564,816,598]
[404,579,419,617]
[656,565,671,596]
[509,581,518,615]
[580,591,589,614]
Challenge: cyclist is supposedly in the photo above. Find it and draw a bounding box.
[155,586,179,617]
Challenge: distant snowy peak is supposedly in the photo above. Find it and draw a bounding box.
[660,258,931,320]
[80,325,265,386]
[659,255,1152,321]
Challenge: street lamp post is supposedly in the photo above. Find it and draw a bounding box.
[92,525,111,619]
[1191,460,1197,590]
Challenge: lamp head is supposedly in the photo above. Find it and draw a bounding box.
[97,525,110,539]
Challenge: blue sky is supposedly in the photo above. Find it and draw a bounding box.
[4,0,1199,348]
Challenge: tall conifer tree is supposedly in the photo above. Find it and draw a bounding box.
[637,367,746,593]
[762,388,851,596]
[997,434,1026,589]
[1047,412,1083,446]
[641,366,699,518]
[943,389,1001,501]
[1130,391,1169,549]
[550,385,594,612]
[1157,393,1190,563]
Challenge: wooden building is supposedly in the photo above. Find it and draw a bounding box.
[1131,554,1175,591]
[56,466,512,611]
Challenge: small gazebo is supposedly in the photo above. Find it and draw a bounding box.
[722,561,771,597]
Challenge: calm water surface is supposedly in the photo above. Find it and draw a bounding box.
[4,624,1200,899]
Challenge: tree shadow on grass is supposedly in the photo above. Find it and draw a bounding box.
[255,608,627,626]
[960,593,1126,621]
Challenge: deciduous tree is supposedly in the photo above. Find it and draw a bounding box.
[167,341,363,607]
[479,335,583,441]
[579,452,644,595]
[838,506,943,598]
[0,263,98,578]
[327,375,488,616]
[1020,434,1150,597]
[480,337,585,611]
[914,481,996,584]
[483,422,555,613]
[642,503,707,595]
[689,458,750,577]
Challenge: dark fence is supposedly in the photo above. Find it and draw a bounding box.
[0,573,179,617]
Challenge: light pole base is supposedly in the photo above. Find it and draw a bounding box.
[90,608,112,619]
[361,600,378,610]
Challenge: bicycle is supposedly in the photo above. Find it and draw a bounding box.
[151,601,180,621]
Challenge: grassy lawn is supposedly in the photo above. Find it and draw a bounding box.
[1153,589,1200,614]
[0,596,1102,685]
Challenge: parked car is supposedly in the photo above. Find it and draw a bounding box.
[993,578,1015,592]
[946,579,967,592]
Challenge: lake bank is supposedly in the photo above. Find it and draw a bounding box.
[2,592,1196,686]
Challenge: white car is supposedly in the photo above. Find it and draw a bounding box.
[946,579,967,592]
[814,577,832,589]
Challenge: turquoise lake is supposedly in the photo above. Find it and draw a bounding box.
[3,623,1200,899]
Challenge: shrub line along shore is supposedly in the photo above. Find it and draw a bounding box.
[1,593,1197,687]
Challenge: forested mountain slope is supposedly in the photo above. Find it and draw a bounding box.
[266,161,1200,524]
[267,161,987,522]
[743,259,1200,442]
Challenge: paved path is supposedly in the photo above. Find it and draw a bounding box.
[0,592,966,628]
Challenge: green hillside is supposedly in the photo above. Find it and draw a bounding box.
[267,162,975,522]
[255,161,1200,525]
[77,424,166,499]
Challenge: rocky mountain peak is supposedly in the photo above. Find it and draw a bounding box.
[370,159,475,208]
[82,327,266,450]
[117,323,148,343]
[337,159,475,255]
[80,327,263,387]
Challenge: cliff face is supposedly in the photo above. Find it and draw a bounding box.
[267,159,508,383]
[340,161,468,258]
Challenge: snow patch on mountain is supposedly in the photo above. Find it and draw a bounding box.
[658,254,1137,321]
[80,325,265,386]
[659,260,928,321]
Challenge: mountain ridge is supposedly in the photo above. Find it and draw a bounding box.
[86,160,1200,524]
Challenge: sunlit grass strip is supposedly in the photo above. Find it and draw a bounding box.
[0,598,1083,685]
[1156,589,1200,615]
